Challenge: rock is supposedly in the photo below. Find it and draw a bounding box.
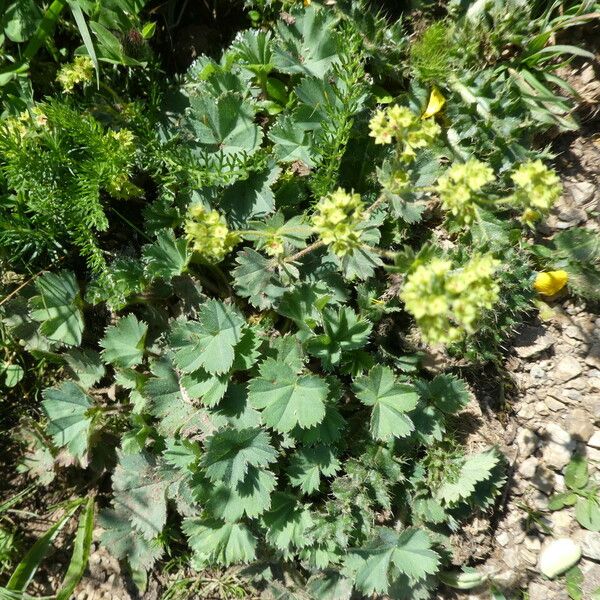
[545,423,573,445]
[532,464,556,495]
[513,326,555,358]
[555,356,583,382]
[525,536,542,552]
[543,442,573,471]
[538,538,581,578]
[581,531,600,561]
[588,431,600,449]
[565,408,595,442]
[564,325,587,342]
[519,456,539,479]
[531,365,546,380]
[569,180,596,204]
[528,582,551,600]
[550,510,573,535]
[589,447,600,463]
[516,428,538,459]
[586,344,600,369]
[581,560,600,599]
[496,531,510,547]
[545,396,566,412]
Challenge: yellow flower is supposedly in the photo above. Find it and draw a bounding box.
[422,87,446,119]
[534,271,568,296]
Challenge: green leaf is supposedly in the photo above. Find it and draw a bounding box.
[6,502,80,592]
[565,565,583,600]
[112,451,168,540]
[548,491,578,511]
[352,366,417,441]
[306,571,353,600]
[268,115,315,167]
[99,508,163,572]
[145,356,215,437]
[422,375,470,415]
[3,0,41,43]
[56,497,94,600]
[100,314,148,368]
[221,165,281,226]
[575,497,600,531]
[273,6,341,78]
[352,527,439,594]
[263,492,313,554]
[183,519,257,566]
[436,450,500,505]
[207,466,276,521]
[233,248,286,310]
[2,363,24,388]
[143,229,190,281]
[64,349,105,389]
[29,270,84,347]
[306,307,372,369]
[248,359,328,433]
[189,92,262,156]
[201,428,277,487]
[288,445,340,494]
[170,301,245,375]
[181,368,228,408]
[42,381,93,461]
[565,455,589,490]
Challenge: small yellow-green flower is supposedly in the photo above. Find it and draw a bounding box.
[534,270,568,296]
[510,160,562,225]
[56,56,94,93]
[312,188,364,257]
[436,158,495,225]
[400,253,500,345]
[184,205,240,264]
[368,104,440,162]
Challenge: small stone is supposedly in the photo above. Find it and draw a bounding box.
[570,180,596,203]
[566,408,595,442]
[551,510,573,535]
[518,404,536,420]
[535,401,549,416]
[588,447,600,463]
[496,531,510,547]
[588,431,600,449]
[516,428,538,459]
[545,423,573,445]
[531,365,546,380]
[545,396,566,412]
[555,356,583,382]
[586,344,600,369]
[580,531,600,561]
[564,325,587,341]
[519,456,539,479]
[543,442,573,471]
[532,464,556,494]
[538,538,581,578]
[513,326,555,358]
[525,536,542,552]
[528,582,551,600]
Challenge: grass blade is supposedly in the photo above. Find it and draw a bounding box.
[6,503,81,592]
[68,2,100,88]
[55,497,94,600]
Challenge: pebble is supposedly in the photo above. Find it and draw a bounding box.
[551,510,573,535]
[516,428,538,459]
[565,408,595,442]
[588,431,600,449]
[555,356,583,382]
[538,538,581,578]
[543,441,574,471]
[580,530,600,561]
[564,325,587,342]
[569,180,596,203]
[545,423,573,445]
[586,344,600,369]
[545,397,566,412]
[496,531,510,547]
[531,464,556,495]
[513,326,555,358]
[531,365,546,380]
[519,456,539,479]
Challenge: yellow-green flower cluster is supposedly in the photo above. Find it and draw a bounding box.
[184,205,240,263]
[510,160,562,225]
[400,254,500,345]
[368,105,440,162]
[57,56,94,93]
[312,188,364,257]
[436,158,495,225]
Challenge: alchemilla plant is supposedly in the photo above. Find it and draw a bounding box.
[1,0,595,598]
